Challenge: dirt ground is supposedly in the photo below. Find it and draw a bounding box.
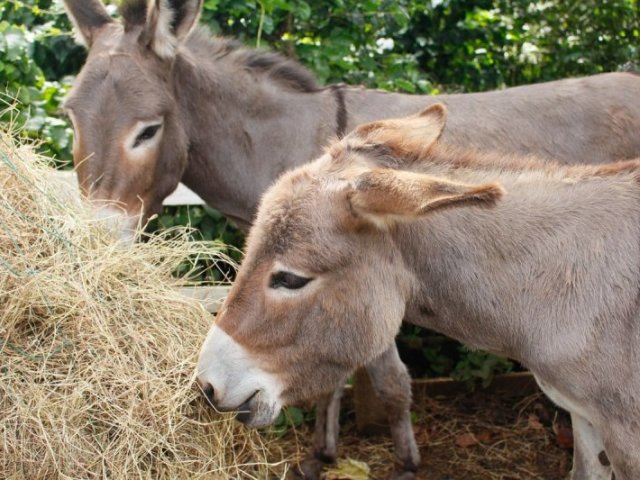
[272,385,573,479]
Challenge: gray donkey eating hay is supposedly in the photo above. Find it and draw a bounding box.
[198,104,640,480]
[63,0,640,477]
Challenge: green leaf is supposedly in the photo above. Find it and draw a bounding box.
[284,406,304,426]
[394,78,417,93]
[158,214,175,230]
[203,0,220,10]
[293,1,311,20]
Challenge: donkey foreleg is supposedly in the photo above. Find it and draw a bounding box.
[569,413,612,480]
[290,344,418,480]
[601,422,640,480]
[535,377,612,480]
[288,383,344,480]
[366,344,420,480]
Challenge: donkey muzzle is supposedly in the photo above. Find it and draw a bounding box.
[198,382,279,427]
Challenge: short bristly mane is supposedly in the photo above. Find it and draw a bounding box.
[185,28,320,93]
[115,0,319,92]
[420,145,640,181]
[335,137,640,183]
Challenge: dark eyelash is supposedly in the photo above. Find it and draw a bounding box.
[269,271,312,290]
[133,124,162,148]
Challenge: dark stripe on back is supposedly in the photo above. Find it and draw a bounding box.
[331,84,348,138]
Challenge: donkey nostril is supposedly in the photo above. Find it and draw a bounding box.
[202,382,215,406]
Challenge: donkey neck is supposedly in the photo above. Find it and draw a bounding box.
[398,164,640,369]
[172,35,434,227]
[170,51,329,227]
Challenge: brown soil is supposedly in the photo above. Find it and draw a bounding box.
[270,387,572,479]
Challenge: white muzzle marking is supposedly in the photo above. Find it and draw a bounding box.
[197,324,283,427]
[95,206,140,244]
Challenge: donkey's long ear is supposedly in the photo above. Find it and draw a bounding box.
[122,0,202,60]
[351,103,447,160]
[63,0,113,47]
[348,168,505,228]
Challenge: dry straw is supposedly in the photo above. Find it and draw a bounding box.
[0,131,290,479]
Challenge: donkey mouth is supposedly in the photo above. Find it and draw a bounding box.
[235,390,260,423]
[235,390,279,427]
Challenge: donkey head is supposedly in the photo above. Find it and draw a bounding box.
[196,104,505,427]
[63,0,202,240]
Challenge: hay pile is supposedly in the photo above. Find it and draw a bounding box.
[0,133,289,479]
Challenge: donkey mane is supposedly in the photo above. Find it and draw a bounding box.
[423,145,640,180]
[186,28,320,93]
[115,0,319,92]
[337,139,640,183]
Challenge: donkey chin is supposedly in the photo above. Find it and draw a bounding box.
[234,393,281,428]
[196,324,284,428]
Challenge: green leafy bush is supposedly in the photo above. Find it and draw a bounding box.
[146,205,244,283]
[397,328,516,388]
[451,348,515,389]
[0,0,84,162]
[400,0,639,92]
[201,0,434,92]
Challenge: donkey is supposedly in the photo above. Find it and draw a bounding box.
[64,0,640,477]
[62,0,640,234]
[197,104,640,479]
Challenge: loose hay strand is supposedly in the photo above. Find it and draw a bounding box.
[0,130,288,479]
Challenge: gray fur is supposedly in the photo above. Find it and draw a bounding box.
[197,107,640,478]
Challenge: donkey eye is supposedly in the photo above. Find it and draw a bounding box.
[269,271,312,290]
[133,124,162,148]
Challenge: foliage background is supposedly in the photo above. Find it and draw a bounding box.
[1,0,638,384]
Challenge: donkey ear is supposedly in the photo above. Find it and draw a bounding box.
[165,0,203,39]
[63,0,113,47]
[123,0,202,60]
[348,168,505,228]
[351,103,448,160]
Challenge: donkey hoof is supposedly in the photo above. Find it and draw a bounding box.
[286,457,328,480]
[389,470,417,480]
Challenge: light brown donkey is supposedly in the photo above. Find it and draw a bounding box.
[64,1,640,477]
[198,104,640,479]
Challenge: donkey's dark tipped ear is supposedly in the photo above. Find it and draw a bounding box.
[350,103,448,160]
[135,0,203,60]
[348,168,505,229]
[417,102,447,125]
[167,0,203,39]
[63,0,113,47]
